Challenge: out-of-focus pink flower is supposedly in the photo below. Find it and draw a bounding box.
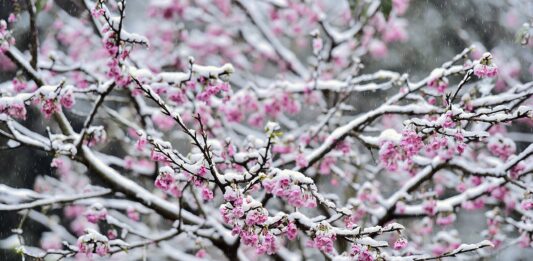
[393,0,410,15]
[195,249,207,258]
[368,39,388,58]
[393,237,408,250]
[127,206,140,221]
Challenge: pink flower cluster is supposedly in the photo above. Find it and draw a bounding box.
[473,53,499,78]
[152,112,175,131]
[84,203,108,223]
[286,222,298,240]
[40,232,63,251]
[262,176,317,208]
[393,237,408,250]
[344,208,367,228]
[319,156,336,175]
[196,82,230,103]
[521,192,533,210]
[308,233,336,253]
[422,199,437,216]
[263,92,301,118]
[127,206,140,221]
[0,98,27,120]
[474,63,499,78]
[487,135,516,160]
[379,140,401,172]
[220,193,281,255]
[295,153,308,168]
[77,229,110,257]
[195,249,207,258]
[400,130,423,159]
[509,161,526,179]
[154,166,181,197]
[60,88,75,109]
[201,185,214,201]
[36,86,76,118]
[350,244,375,261]
[91,6,105,18]
[436,213,457,226]
[379,129,423,172]
[255,232,278,255]
[425,133,465,160]
[427,74,449,93]
[12,79,27,93]
[41,98,61,118]
[307,223,336,253]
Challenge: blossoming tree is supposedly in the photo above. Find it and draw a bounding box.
[1,0,532,260]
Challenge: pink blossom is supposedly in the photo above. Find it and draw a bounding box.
[280,92,300,114]
[379,141,400,171]
[392,0,410,15]
[312,37,323,52]
[64,205,85,218]
[256,232,278,255]
[60,89,75,109]
[428,75,449,93]
[152,113,175,131]
[12,79,26,92]
[521,198,533,210]
[50,158,64,169]
[155,169,175,191]
[91,7,105,17]
[136,135,147,151]
[8,13,16,23]
[85,205,107,223]
[245,209,267,226]
[201,186,214,201]
[487,135,516,160]
[319,156,336,175]
[248,112,265,128]
[309,233,336,253]
[286,222,298,240]
[224,106,243,122]
[241,230,259,246]
[272,144,292,154]
[151,150,169,162]
[422,199,437,216]
[41,99,61,118]
[456,182,467,192]
[393,237,408,250]
[295,154,308,168]
[400,130,423,158]
[127,206,140,221]
[473,53,499,78]
[195,249,207,258]
[509,162,525,179]
[474,63,498,78]
[436,213,456,226]
[383,18,408,43]
[107,229,117,240]
[169,183,182,198]
[169,90,186,104]
[396,201,407,214]
[95,243,109,256]
[264,99,282,117]
[41,233,62,250]
[1,100,27,120]
[368,39,388,58]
